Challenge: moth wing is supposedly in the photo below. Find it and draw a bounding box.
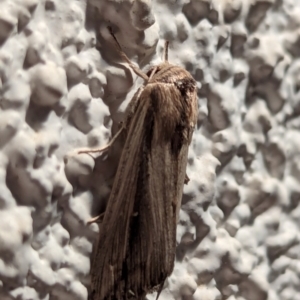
[91,88,153,299]
[124,82,197,295]
[91,79,197,299]
[140,83,194,282]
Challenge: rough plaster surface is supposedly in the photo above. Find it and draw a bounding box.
[0,0,299,299]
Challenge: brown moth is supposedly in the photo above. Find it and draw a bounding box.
[80,28,198,300]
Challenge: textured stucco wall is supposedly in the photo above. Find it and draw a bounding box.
[0,0,299,299]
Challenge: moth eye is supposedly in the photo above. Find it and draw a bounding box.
[146,67,161,77]
[146,69,152,76]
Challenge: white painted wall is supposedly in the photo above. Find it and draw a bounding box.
[0,0,298,299]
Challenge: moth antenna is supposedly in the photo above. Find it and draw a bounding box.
[163,41,169,62]
[107,26,149,81]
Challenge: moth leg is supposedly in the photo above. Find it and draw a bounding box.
[87,212,105,224]
[108,26,149,81]
[128,290,135,297]
[78,126,124,155]
[184,173,190,184]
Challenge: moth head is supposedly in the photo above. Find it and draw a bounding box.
[146,62,171,77]
[146,65,162,77]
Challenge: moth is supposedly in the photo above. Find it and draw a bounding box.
[80,28,198,300]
